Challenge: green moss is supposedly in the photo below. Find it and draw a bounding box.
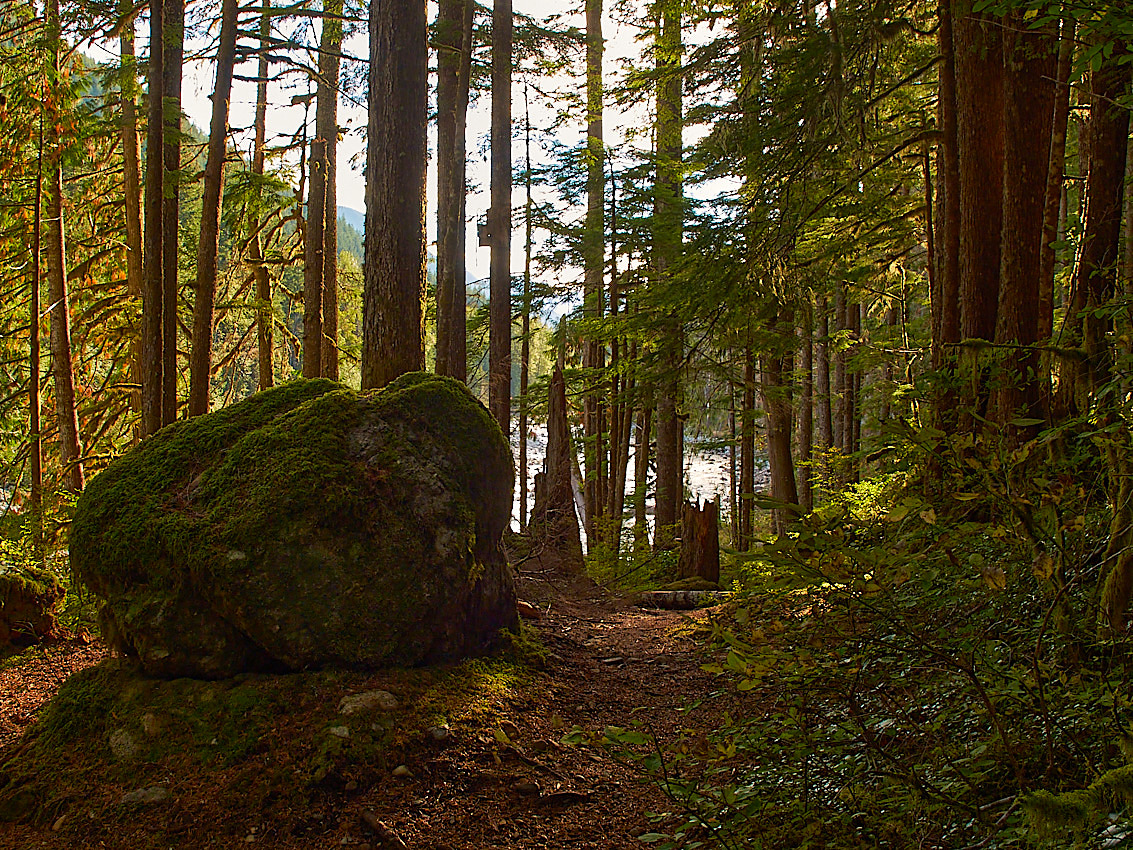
[0,565,62,605]
[71,378,341,592]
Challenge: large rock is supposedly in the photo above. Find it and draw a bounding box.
[71,373,517,678]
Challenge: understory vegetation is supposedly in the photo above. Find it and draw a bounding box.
[571,416,1133,849]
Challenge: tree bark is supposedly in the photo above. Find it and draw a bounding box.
[519,86,533,529]
[45,0,83,492]
[633,399,652,551]
[31,110,44,523]
[815,296,832,453]
[761,311,798,533]
[188,0,239,416]
[992,12,1056,432]
[303,132,326,377]
[142,0,164,436]
[162,0,184,425]
[738,349,755,551]
[529,367,584,570]
[935,0,960,359]
[251,1,273,390]
[435,0,472,382]
[796,306,813,512]
[955,6,1003,345]
[582,0,606,546]
[488,0,513,429]
[677,499,720,585]
[119,1,144,426]
[1078,59,1131,399]
[652,2,683,551]
[319,0,342,381]
[1038,16,1075,349]
[362,0,427,389]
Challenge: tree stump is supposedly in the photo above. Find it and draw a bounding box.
[677,498,720,585]
[527,367,584,570]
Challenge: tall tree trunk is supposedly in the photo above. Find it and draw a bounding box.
[303,135,326,377]
[608,174,632,552]
[815,296,832,453]
[1079,59,1131,399]
[488,0,513,429]
[992,13,1056,433]
[519,86,533,529]
[738,349,755,551]
[141,0,165,435]
[119,2,144,426]
[796,306,813,512]
[652,2,683,551]
[162,0,185,424]
[529,367,584,570]
[633,398,652,552]
[188,0,239,416]
[251,1,273,390]
[849,302,861,482]
[1038,17,1075,348]
[435,0,472,381]
[955,4,1003,415]
[362,0,427,389]
[320,0,343,380]
[833,286,847,459]
[30,110,44,534]
[935,0,960,364]
[761,311,798,534]
[45,0,83,492]
[582,0,606,546]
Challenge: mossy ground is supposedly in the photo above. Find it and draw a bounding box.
[0,626,542,841]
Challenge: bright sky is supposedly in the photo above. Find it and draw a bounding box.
[122,0,656,288]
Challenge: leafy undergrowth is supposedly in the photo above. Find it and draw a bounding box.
[571,427,1133,849]
[0,629,538,843]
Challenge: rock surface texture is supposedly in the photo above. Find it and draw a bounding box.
[71,373,517,678]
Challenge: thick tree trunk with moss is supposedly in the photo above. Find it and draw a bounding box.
[362,0,427,389]
[188,0,239,417]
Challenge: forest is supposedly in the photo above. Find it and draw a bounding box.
[1,0,1133,846]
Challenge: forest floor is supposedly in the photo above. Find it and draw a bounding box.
[0,548,725,849]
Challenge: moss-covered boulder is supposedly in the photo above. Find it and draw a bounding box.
[70,373,517,678]
[0,566,62,647]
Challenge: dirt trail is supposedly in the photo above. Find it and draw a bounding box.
[0,557,719,849]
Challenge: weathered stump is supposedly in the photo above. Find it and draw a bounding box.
[677,498,720,585]
[527,367,584,570]
[0,567,62,648]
